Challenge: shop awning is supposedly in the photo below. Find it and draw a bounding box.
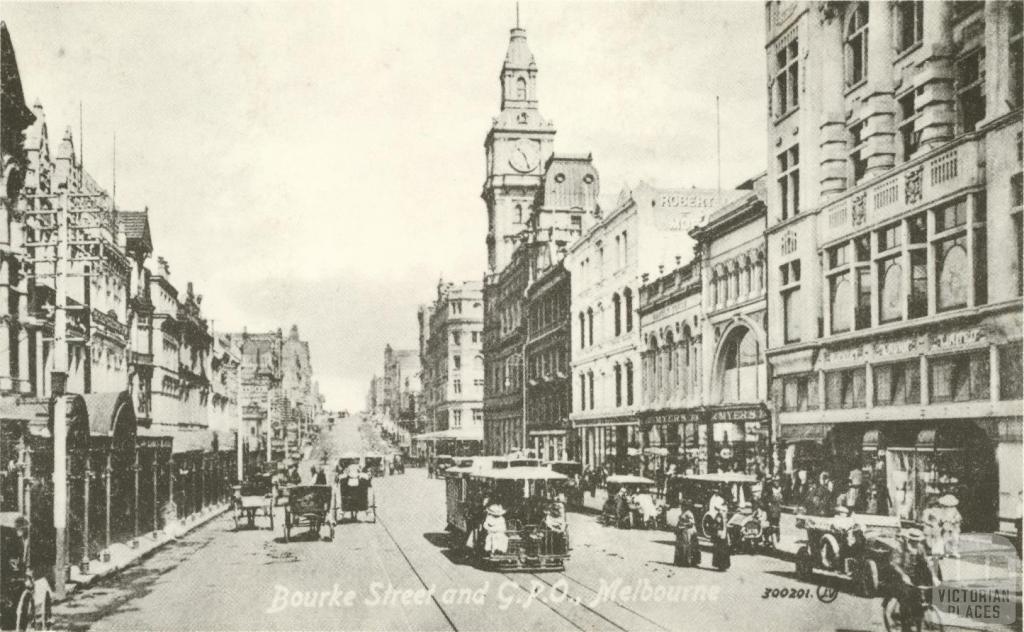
[779,423,830,443]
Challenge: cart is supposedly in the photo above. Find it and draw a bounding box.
[232,475,274,530]
[282,485,334,543]
[336,475,376,523]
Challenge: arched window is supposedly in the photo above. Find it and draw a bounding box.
[623,288,634,331]
[742,258,752,295]
[612,293,622,336]
[579,312,586,349]
[845,3,869,86]
[587,308,594,346]
[516,77,528,100]
[514,204,523,223]
[718,326,764,403]
[937,238,968,310]
[830,273,853,333]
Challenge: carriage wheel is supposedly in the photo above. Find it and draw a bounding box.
[15,589,34,631]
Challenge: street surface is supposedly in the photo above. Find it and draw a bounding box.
[50,418,1000,632]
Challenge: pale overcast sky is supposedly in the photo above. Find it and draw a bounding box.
[3,1,766,411]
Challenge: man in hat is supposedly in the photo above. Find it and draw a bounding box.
[938,494,962,558]
[483,503,509,554]
[890,528,937,632]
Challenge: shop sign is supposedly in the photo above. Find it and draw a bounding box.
[645,410,702,425]
[824,327,988,364]
[709,407,767,423]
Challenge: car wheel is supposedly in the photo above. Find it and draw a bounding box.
[795,545,813,580]
[858,559,879,598]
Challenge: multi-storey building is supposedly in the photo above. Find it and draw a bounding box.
[382,344,419,421]
[483,245,529,455]
[420,280,484,451]
[228,329,284,457]
[524,260,572,461]
[568,183,745,472]
[282,324,319,453]
[764,0,1022,535]
[637,256,704,476]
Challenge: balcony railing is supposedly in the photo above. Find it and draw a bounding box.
[821,137,982,242]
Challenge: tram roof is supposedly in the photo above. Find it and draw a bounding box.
[673,473,759,483]
[606,474,657,485]
[472,467,568,481]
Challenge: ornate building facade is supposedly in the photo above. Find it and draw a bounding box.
[764,0,1022,535]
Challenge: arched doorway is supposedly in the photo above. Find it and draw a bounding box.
[714,325,764,404]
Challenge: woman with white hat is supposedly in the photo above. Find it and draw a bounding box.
[938,494,962,558]
[483,503,509,554]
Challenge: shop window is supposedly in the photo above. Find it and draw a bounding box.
[780,373,818,411]
[930,351,989,402]
[873,361,921,406]
[896,1,923,53]
[845,3,869,86]
[936,236,968,311]
[999,342,1023,400]
[825,367,866,409]
[956,47,986,133]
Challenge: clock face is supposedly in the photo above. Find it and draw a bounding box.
[508,139,539,173]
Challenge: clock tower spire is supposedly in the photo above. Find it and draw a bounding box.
[483,22,556,274]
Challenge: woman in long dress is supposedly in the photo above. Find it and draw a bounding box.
[483,504,509,554]
[711,509,731,571]
[674,510,700,567]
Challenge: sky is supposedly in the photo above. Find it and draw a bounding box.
[2,1,767,412]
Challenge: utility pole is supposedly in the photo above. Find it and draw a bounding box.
[51,191,70,598]
[236,352,244,482]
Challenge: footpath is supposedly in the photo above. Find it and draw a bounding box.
[60,502,231,602]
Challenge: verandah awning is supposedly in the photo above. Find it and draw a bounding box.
[779,423,830,443]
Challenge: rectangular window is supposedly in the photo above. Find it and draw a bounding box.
[473,409,483,422]
[452,410,462,428]
[999,342,1023,400]
[878,223,902,252]
[829,271,852,334]
[626,363,634,406]
[855,267,872,330]
[825,367,866,409]
[897,1,924,52]
[453,355,461,370]
[935,198,967,233]
[909,250,928,319]
[775,37,799,116]
[828,243,850,269]
[777,145,800,219]
[571,215,582,232]
[472,331,479,343]
[956,47,986,133]
[780,374,818,411]
[873,361,921,406]
[930,351,989,402]
[453,379,461,394]
[898,89,921,162]
[848,120,868,183]
[452,331,461,345]
[782,289,801,343]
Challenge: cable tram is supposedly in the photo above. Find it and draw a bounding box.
[446,467,570,571]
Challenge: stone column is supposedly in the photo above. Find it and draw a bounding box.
[917,0,955,151]
[819,6,849,199]
[863,0,897,179]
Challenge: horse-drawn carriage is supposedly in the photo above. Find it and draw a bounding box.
[363,453,385,478]
[281,485,334,543]
[446,467,570,571]
[335,472,376,523]
[232,474,275,530]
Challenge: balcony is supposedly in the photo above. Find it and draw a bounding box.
[821,136,982,243]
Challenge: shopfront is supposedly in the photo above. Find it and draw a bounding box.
[640,404,771,477]
[781,419,1001,532]
[577,417,638,473]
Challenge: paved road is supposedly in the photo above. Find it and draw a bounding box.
[51,418,1004,631]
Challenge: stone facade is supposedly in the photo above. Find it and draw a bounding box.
[764,0,1022,535]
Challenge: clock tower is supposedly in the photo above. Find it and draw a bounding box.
[482,25,555,273]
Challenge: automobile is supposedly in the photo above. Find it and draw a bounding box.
[794,512,903,597]
[602,474,660,529]
[546,461,584,508]
[665,473,759,542]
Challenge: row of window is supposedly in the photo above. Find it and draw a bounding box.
[578,362,635,411]
[578,288,634,349]
[528,346,569,381]
[709,256,765,309]
[781,196,989,344]
[777,342,1021,412]
[578,230,630,287]
[528,291,568,334]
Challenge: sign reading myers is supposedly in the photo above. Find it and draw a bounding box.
[645,410,702,425]
[823,327,989,364]
[709,407,767,423]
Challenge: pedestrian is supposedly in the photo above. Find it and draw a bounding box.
[938,494,962,558]
[673,509,700,567]
[483,503,509,554]
[921,496,943,557]
[314,466,327,485]
[710,506,731,571]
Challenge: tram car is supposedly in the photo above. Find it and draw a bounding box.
[446,467,570,571]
